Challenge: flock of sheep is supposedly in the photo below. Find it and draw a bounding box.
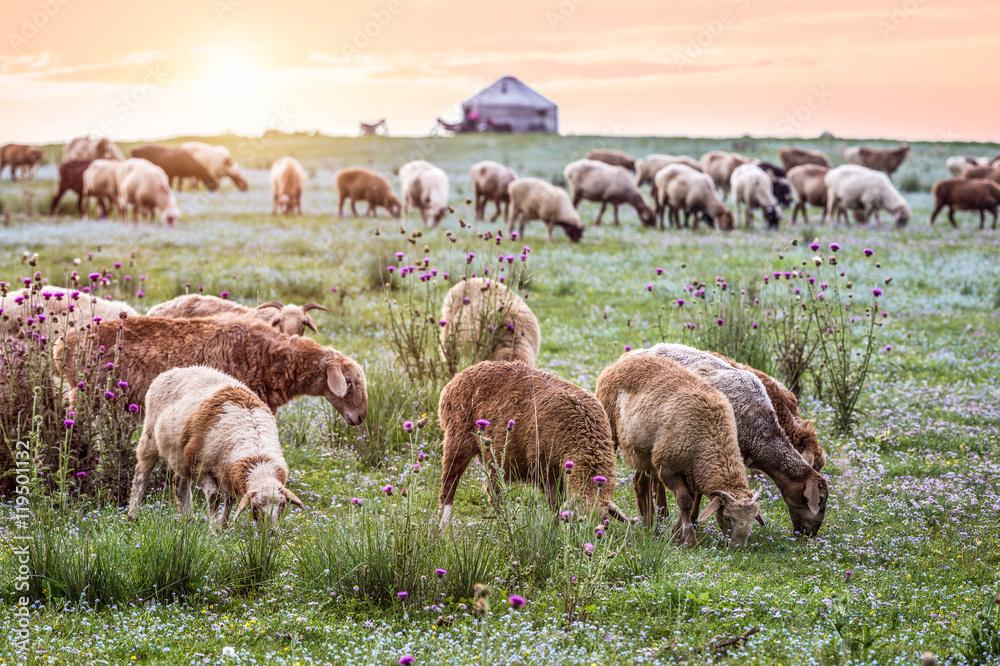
[3,137,1000,232]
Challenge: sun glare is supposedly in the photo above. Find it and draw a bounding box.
[204,56,257,94]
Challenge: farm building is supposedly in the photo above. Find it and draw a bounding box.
[458,76,559,134]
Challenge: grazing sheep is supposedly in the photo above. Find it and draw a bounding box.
[271,157,307,216]
[962,166,1000,185]
[787,165,830,224]
[563,159,655,227]
[654,164,734,231]
[777,147,831,171]
[731,163,781,229]
[62,137,126,163]
[50,159,93,215]
[116,158,181,226]
[438,361,627,525]
[56,317,367,424]
[825,165,911,228]
[131,145,220,192]
[843,143,909,177]
[700,151,751,199]
[82,159,122,219]
[469,161,518,223]
[596,353,761,546]
[507,177,583,242]
[1,144,44,181]
[930,178,1000,229]
[127,366,303,528]
[756,162,794,208]
[635,154,703,188]
[946,156,989,178]
[146,294,329,337]
[399,160,450,226]
[635,344,828,536]
[585,148,636,172]
[1,285,138,339]
[179,141,249,191]
[440,278,540,370]
[335,167,402,219]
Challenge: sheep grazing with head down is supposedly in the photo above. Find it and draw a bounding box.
[437,361,627,525]
[788,164,830,224]
[731,163,781,229]
[82,159,122,219]
[507,177,583,242]
[635,344,828,536]
[756,162,794,208]
[336,167,402,219]
[399,160,450,226]
[116,158,181,226]
[825,165,911,228]
[440,278,540,370]
[469,160,518,223]
[563,159,655,227]
[146,294,328,337]
[654,164,734,231]
[271,157,307,216]
[596,353,761,547]
[585,148,636,172]
[127,366,304,529]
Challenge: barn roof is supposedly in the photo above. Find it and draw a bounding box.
[462,76,557,110]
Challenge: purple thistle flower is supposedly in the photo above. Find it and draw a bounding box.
[885,345,893,352]
[716,318,725,326]
[583,542,595,555]
[382,485,393,495]
[220,291,230,299]
[417,451,428,460]
[412,464,420,472]
[352,497,363,505]
[117,381,129,388]
[397,591,408,600]
[475,419,490,430]
[817,293,825,300]
[872,288,883,297]
[63,419,75,428]
[136,289,145,298]
[863,248,874,257]
[398,657,415,666]
[593,476,608,487]
[820,282,829,290]
[395,252,405,260]
[114,262,122,269]
[76,472,86,478]
[128,403,139,413]
[104,391,115,400]
[403,421,414,432]
[508,595,526,610]
[435,568,447,578]
[809,242,820,252]
[645,285,653,292]
[752,321,759,328]
[386,266,396,274]
[676,299,685,307]
[564,460,574,472]
[507,420,515,431]
[88,272,100,281]
[829,242,841,252]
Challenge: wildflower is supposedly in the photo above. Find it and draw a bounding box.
[117,381,129,388]
[752,322,759,329]
[817,293,825,300]
[397,591,408,600]
[507,419,515,431]
[676,299,685,307]
[829,242,841,252]
[395,252,405,260]
[63,419,75,428]
[76,472,86,478]
[863,248,874,257]
[417,416,429,429]
[624,345,632,351]
[417,451,428,460]
[128,403,139,413]
[564,461,574,473]
[844,570,852,584]
[593,475,607,487]
[584,542,595,555]
[655,267,664,275]
[508,595,526,610]
[559,511,572,522]
[475,419,490,430]
[595,527,604,540]
[716,318,725,326]
[882,311,889,318]
[222,647,236,658]
[104,391,115,401]
[820,282,829,290]
[136,289,145,299]
[645,284,653,292]
[398,656,415,666]
[474,583,490,597]
[809,242,820,252]
[352,497,363,505]
[382,485,393,495]
[885,345,893,352]
[403,420,414,432]
[435,568,447,578]
[872,287,883,297]
[412,464,420,473]
[88,272,100,281]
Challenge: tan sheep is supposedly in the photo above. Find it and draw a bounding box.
[787,164,830,224]
[563,159,655,227]
[179,142,249,191]
[700,151,752,200]
[635,154,702,188]
[116,158,180,226]
[507,177,583,242]
[825,165,911,228]
[654,164,734,231]
[596,353,761,547]
[62,137,126,163]
[844,144,909,177]
[271,156,307,216]
[336,167,402,219]
[82,159,122,219]
[584,148,636,172]
[962,166,1000,185]
[438,361,627,525]
[731,163,781,228]
[146,294,329,337]
[469,160,518,223]
[440,278,540,370]
[777,147,831,171]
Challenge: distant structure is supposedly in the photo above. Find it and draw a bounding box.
[438,76,558,134]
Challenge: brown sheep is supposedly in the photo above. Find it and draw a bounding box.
[585,149,636,172]
[787,164,830,224]
[131,145,220,192]
[336,167,402,219]
[146,294,328,337]
[50,160,94,215]
[962,166,1000,185]
[1,144,44,181]
[271,157,307,215]
[778,147,832,171]
[844,144,909,177]
[440,278,540,370]
[596,353,762,547]
[55,317,367,424]
[930,178,1000,230]
[437,361,627,525]
[700,151,751,200]
[469,161,518,223]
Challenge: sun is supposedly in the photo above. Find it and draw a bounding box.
[204,55,257,94]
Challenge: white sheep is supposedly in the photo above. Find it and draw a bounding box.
[731,163,781,229]
[469,160,518,223]
[271,157,307,216]
[399,160,450,226]
[116,158,180,225]
[146,294,329,337]
[180,141,249,191]
[825,165,911,228]
[700,151,751,199]
[945,156,989,178]
[127,365,304,529]
[563,159,655,227]
[507,177,583,242]
[653,164,734,231]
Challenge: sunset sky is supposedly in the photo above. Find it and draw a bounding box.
[1,0,996,143]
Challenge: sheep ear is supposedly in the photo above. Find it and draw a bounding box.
[755,507,766,525]
[801,450,815,468]
[232,493,251,524]
[284,488,304,508]
[326,362,347,398]
[304,316,319,333]
[697,496,724,523]
[805,478,822,516]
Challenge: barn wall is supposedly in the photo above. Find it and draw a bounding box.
[462,103,558,134]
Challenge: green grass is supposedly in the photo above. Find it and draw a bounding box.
[2,133,1000,665]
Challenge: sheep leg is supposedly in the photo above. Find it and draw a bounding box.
[351,201,359,217]
[634,471,654,526]
[50,186,66,215]
[127,433,160,520]
[338,197,345,218]
[991,208,998,230]
[594,202,607,226]
[172,475,193,519]
[438,433,479,525]
[744,204,753,229]
[613,204,620,226]
[219,495,235,527]
[659,471,697,546]
[947,207,958,228]
[200,476,221,525]
[572,190,583,209]
[929,203,943,226]
[490,200,503,223]
[979,209,985,230]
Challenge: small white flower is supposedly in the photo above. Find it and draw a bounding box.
[222,646,236,657]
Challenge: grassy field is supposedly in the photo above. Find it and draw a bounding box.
[1,133,1000,665]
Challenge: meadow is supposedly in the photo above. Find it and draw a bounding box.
[1,133,1000,665]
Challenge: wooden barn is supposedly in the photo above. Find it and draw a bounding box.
[458,76,559,134]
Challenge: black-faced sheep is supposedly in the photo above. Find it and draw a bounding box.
[440,278,540,370]
[469,161,518,223]
[507,178,583,242]
[563,159,655,227]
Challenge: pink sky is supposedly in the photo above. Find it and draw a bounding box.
[1,0,996,143]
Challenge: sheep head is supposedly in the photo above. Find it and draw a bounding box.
[276,194,294,215]
[558,221,583,243]
[232,478,304,530]
[638,205,656,228]
[778,471,828,537]
[227,164,249,191]
[714,208,735,232]
[764,206,781,229]
[698,489,762,548]
[387,196,402,219]
[772,180,794,208]
[319,352,368,426]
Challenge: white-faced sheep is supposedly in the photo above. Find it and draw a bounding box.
[635,343,828,536]
[507,177,584,242]
[844,144,909,177]
[731,163,781,229]
[469,161,518,223]
[788,164,830,224]
[127,366,304,528]
[585,148,636,172]
[778,147,831,171]
[116,158,181,226]
[438,361,627,525]
[654,164,734,231]
[946,156,989,178]
[271,157,307,216]
[336,167,402,219]
[399,160,450,226]
[146,294,329,337]
[700,151,751,199]
[440,278,540,370]
[82,159,122,219]
[930,178,1000,229]
[825,165,911,228]
[179,142,250,191]
[1,285,138,339]
[596,352,762,547]
[563,159,655,227]
[56,317,368,423]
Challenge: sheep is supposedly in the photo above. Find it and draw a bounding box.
[469,161,518,223]
[635,154,703,189]
[946,156,989,178]
[335,167,402,219]
[56,316,368,424]
[62,137,126,163]
[440,278,540,370]
[82,159,121,219]
[654,164,734,231]
[843,143,909,177]
[50,159,93,216]
[116,158,181,226]
[962,166,1000,185]
[1,285,138,339]
[507,177,583,242]
[131,145,220,192]
[700,151,751,199]
[634,344,828,536]
[399,160,450,226]
[731,163,781,229]
[146,294,329,336]
[179,141,249,191]
[777,147,831,171]
[825,165,911,228]
[271,157,307,216]
[584,148,636,172]
[595,352,761,546]
[1,144,44,181]
[127,366,303,529]
[563,159,655,227]
[930,178,1000,230]
[756,162,794,208]
[787,165,830,224]
[437,360,627,525]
